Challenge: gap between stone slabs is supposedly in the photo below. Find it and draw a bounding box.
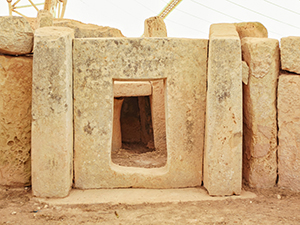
[35,187,256,205]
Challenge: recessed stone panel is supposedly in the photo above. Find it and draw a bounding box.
[73,38,208,189]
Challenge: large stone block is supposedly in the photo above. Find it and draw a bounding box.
[204,23,242,196]
[281,36,300,74]
[73,38,207,189]
[0,16,33,55]
[143,16,167,37]
[0,55,32,187]
[242,38,279,188]
[53,18,124,38]
[31,27,74,197]
[278,74,300,192]
[234,22,268,39]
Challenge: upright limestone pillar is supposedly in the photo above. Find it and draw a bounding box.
[32,27,74,198]
[204,24,242,196]
[242,38,279,188]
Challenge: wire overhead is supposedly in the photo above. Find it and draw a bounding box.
[225,0,300,30]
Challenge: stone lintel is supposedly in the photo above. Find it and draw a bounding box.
[114,81,152,97]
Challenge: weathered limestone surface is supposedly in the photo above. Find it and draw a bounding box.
[150,80,167,152]
[73,38,207,189]
[35,10,53,29]
[0,16,33,55]
[204,24,242,196]
[278,75,300,192]
[281,37,300,74]
[234,22,268,39]
[0,55,32,187]
[242,38,279,188]
[242,61,249,85]
[53,19,124,38]
[114,81,152,97]
[32,27,74,198]
[143,16,167,37]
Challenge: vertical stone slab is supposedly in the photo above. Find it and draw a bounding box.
[0,55,32,187]
[204,24,242,196]
[242,38,279,188]
[112,98,124,151]
[278,74,300,192]
[32,27,74,197]
[150,80,167,152]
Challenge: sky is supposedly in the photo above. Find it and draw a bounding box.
[1,0,300,40]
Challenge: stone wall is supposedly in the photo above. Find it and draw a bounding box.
[1,14,300,195]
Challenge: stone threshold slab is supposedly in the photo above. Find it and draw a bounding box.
[35,187,256,205]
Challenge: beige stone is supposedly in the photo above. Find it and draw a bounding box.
[242,61,249,85]
[0,55,32,187]
[242,38,279,188]
[0,16,33,55]
[73,38,207,189]
[204,23,242,196]
[114,81,152,97]
[112,98,124,152]
[31,27,74,198]
[278,74,300,192]
[53,18,124,38]
[35,10,53,29]
[234,22,268,39]
[150,80,167,152]
[281,36,300,73]
[143,16,167,37]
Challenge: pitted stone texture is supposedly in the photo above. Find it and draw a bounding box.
[0,16,33,55]
[32,27,74,198]
[242,38,279,188]
[204,23,242,196]
[242,61,249,85]
[234,22,268,39]
[73,38,207,189]
[281,37,300,74]
[278,75,300,192]
[114,81,152,97]
[143,16,167,37]
[53,18,124,38]
[35,10,53,29]
[0,55,32,187]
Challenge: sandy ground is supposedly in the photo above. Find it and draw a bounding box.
[1,185,300,225]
